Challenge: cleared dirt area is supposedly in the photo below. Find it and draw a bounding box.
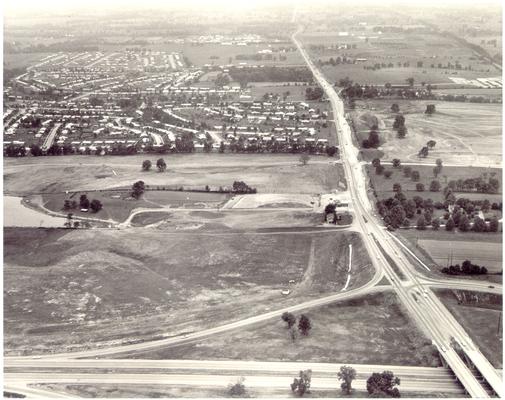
[122,292,441,368]
[418,240,502,272]
[4,154,346,197]
[231,194,316,209]
[4,228,373,355]
[435,289,502,368]
[352,100,502,166]
[130,209,325,230]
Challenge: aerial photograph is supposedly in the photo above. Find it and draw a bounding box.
[2,0,503,398]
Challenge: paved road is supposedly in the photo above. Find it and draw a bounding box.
[292,27,502,398]
[41,123,61,151]
[4,372,464,395]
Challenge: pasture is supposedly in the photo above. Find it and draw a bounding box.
[353,99,502,165]
[367,164,502,204]
[3,228,373,355]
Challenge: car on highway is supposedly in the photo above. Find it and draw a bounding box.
[440,346,447,352]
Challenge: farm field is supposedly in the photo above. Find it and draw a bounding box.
[120,292,441,368]
[4,228,373,355]
[394,230,503,284]
[418,240,502,272]
[352,100,502,165]
[4,154,347,198]
[435,289,502,368]
[299,31,500,85]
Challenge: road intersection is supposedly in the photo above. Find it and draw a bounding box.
[3,27,503,400]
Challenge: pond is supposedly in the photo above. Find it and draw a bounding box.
[4,196,66,228]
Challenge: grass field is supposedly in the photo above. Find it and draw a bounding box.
[435,289,502,368]
[4,228,373,354]
[32,383,460,398]
[352,100,502,166]
[122,292,441,368]
[4,154,346,198]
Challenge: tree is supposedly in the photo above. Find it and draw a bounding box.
[435,158,443,168]
[156,158,167,172]
[372,158,381,168]
[337,366,357,395]
[402,218,410,228]
[425,104,436,115]
[403,166,412,177]
[432,218,440,230]
[430,180,441,192]
[446,217,455,231]
[64,213,73,229]
[131,180,145,199]
[300,153,310,166]
[215,73,231,88]
[472,216,487,232]
[375,165,385,175]
[298,314,312,336]
[30,144,43,156]
[416,183,425,192]
[417,215,427,230]
[392,159,401,168]
[406,77,414,87]
[489,216,499,232]
[366,371,401,398]
[228,377,246,397]
[397,125,407,138]
[281,312,297,329]
[393,183,402,192]
[142,160,152,171]
[433,165,442,178]
[90,199,103,213]
[427,140,436,148]
[326,146,337,157]
[79,194,90,209]
[291,370,312,397]
[391,103,400,113]
[458,214,471,232]
[384,170,393,179]
[411,171,420,182]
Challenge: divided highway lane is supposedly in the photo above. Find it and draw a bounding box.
[4,372,465,395]
[292,27,502,398]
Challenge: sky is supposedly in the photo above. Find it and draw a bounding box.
[4,0,503,18]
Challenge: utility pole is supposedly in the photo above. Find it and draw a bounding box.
[497,311,502,335]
